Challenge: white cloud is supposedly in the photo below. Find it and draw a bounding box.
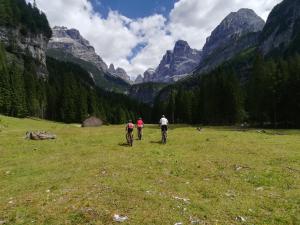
[29,0,282,78]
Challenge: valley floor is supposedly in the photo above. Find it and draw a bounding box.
[0,115,299,225]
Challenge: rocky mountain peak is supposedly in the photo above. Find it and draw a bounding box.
[143,68,156,83]
[48,26,108,71]
[108,63,130,82]
[134,74,144,84]
[108,63,115,71]
[260,0,300,54]
[139,40,202,83]
[203,8,265,57]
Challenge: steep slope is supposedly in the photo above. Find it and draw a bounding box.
[48,26,108,71]
[0,0,51,117]
[260,0,300,55]
[108,64,130,82]
[129,82,166,104]
[47,26,130,92]
[134,74,144,84]
[197,8,265,73]
[145,40,202,83]
[143,68,156,83]
[46,49,130,93]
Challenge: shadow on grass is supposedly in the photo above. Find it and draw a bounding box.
[145,124,195,131]
[150,140,163,145]
[118,143,131,147]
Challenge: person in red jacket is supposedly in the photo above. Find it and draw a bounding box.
[136,117,144,140]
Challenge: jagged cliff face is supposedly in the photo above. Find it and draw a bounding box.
[142,40,202,83]
[108,64,130,82]
[134,74,144,84]
[195,8,265,74]
[48,26,108,72]
[143,68,156,83]
[0,26,49,77]
[48,26,131,82]
[260,0,300,55]
[203,9,265,58]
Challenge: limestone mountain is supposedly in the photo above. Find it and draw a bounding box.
[134,74,144,84]
[197,8,265,73]
[259,0,300,55]
[143,40,202,83]
[108,64,130,82]
[143,68,156,83]
[47,26,130,92]
[48,26,108,72]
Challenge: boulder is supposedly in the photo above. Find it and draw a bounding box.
[82,116,103,127]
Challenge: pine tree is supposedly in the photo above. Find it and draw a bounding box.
[0,45,11,114]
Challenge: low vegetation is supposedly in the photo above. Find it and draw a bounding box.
[1,115,299,224]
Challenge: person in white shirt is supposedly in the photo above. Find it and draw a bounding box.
[159,115,169,133]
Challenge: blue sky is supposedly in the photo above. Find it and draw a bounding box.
[91,0,177,19]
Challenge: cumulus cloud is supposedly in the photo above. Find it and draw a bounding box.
[28,0,282,78]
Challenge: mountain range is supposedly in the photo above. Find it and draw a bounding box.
[136,8,266,83]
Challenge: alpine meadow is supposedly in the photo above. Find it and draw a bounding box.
[0,0,300,224]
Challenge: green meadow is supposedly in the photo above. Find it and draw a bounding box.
[0,115,299,225]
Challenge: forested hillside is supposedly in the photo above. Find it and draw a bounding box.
[153,52,300,127]
[0,0,51,38]
[46,57,151,123]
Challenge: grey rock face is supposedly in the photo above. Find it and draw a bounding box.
[108,64,130,82]
[260,0,300,54]
[0,26,49,78]
[196,8,265,74]
[134,74,144,84]
[202,8,265,58]
[48,26,108,72]
[148,40,202,83]
[143,68,156,83]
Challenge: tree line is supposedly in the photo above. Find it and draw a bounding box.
[153,53,300,128]
[0,0,52,38]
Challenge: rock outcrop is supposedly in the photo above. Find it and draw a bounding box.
[48,26,131,82]
[197,8,265,73]
[108,64,130,82]
[202,9,265,58]
[143,68,156,83]
[259,0,300,55]
[48,26,108,72]
[134,74,144,84]
[0,26,49,77]
[149,40,202,83]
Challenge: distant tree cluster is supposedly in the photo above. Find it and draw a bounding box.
[0,0,52,38]
[153,53,300,128]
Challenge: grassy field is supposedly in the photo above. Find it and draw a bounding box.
[0,115,299,225]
